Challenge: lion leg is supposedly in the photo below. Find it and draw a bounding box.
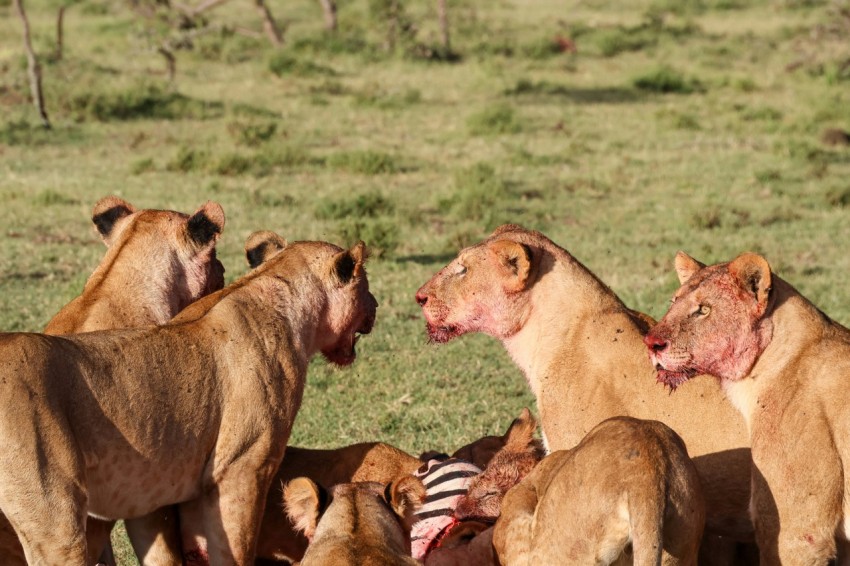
[87,518,116,565]
[751,459,839,566]
[124,507,183,566]
[200,458,278,565]
[492,481,539,566]
[1,485,88,564]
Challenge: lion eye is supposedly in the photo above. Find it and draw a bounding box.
[455,265,468,276]
[695,304,711,317]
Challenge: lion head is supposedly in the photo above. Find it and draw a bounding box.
[645,251,774,389]
[415,225,535,343]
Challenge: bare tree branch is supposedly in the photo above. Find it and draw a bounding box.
[157,46,176,81]
[13,0,50,128]
[317,0,337,32]
[254,0,283,47]
[56,5,68,61]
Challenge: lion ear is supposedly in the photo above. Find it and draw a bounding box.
[186,202,225,248]
[674,251,705,285]
[503,407,538,450]
[245,231,287,269]
[284,477,328,541]
[487,240,532,293]
[729,252,772,314]
[330,241,368,286]
[92,196,136,246]
[385,475,426,531]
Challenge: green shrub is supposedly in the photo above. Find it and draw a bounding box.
[315,191,396,220]
[212,153,252,176]
[226,120,278,147]
[467,104,523,136]
[66,83,224,122]
[31,190,78,206]
[633,66,703,94]
[326,150,403,175]
[336,218,400,258]
[166,146,210,173]
[268,53,336,77]
[439,163,513,223]
[130,158,155,175]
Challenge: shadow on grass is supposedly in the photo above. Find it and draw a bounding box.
[504,80,648,104]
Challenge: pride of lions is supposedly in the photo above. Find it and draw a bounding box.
[0,197,847,566]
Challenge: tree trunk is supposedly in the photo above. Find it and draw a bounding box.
[437,0,449,53]
[158,46,177,82]
[13,0,50,128]
[56,5,67,61]
[317,0,337,32]
[254,0,283,47]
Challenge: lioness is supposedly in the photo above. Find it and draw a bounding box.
[283,475,425,565]
[45,196,225,334]
[0,196,227,565]
[0,239,377,564]
[493,417,705,565]
[414,225,751,544]
[646,251,850,564]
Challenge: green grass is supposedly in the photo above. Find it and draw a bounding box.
[2,0,850,562]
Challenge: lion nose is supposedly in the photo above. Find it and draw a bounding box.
[415,291,428,307]
[644,333,668,353]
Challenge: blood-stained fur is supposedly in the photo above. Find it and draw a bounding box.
[648,251,850,564]
[415,225,751,555]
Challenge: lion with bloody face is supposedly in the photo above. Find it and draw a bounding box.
[648,251,850,564]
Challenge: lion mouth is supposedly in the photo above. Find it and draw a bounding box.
[426,322,462,344]
[323,319,372,367]
[655,364,697,390]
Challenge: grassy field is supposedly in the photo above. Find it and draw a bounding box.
[1,0,849,561]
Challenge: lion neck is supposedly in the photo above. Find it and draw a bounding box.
[502,249,628,398]
[723,276,832,429]
[196,269,327,371]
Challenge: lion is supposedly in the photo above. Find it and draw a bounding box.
[0,196,227,566]
[493,417,705,565]
[414,225,752,555]
[283,475,425,566]
[45,196,225,334]
[646,251,850,564]
[0,239,377,564]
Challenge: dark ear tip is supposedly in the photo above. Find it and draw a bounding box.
[188,203,225,246]
[91,196,135,237]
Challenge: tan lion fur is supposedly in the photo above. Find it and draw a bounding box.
[284,475,425,566]
[0,239,376,564]
[0,197,227,566]
[45,196,225,334]
[648,251,850,564]
[415,225,751,547]
[493,417,705,566]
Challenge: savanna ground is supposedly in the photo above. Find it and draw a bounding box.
[1,0,850,562]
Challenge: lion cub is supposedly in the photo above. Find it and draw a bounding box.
[284,475,425,566]
[494,417,705,566]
